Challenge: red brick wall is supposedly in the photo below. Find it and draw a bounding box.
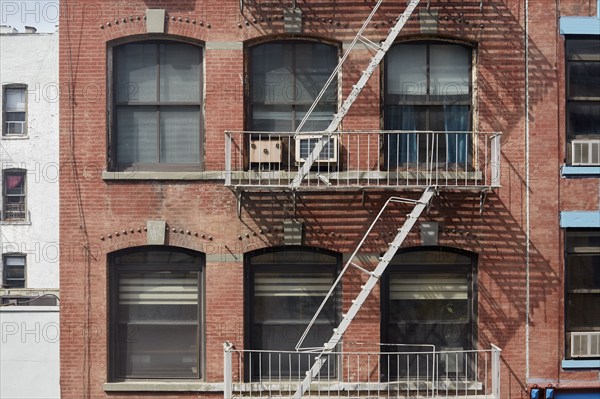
[59,0,599,398]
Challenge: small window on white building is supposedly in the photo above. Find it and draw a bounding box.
[2,254,26,288]
[2,169,27,221]
[2,85,27,136]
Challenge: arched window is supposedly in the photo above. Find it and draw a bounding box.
[110,40,203,171]
[381,247,477,378]
[245,246,341,378]
[248,40,338,132]
[383,41,473,168]
[109,246,205,379]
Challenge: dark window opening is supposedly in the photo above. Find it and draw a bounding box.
[109,247,204,379]
[383,42,473,169]
[245,247,341,379]
[111,41,203,171]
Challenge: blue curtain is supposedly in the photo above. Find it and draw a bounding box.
[444,105,469,164]
[387,106,418,168]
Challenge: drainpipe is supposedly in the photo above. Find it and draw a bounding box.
[525,0,531,384]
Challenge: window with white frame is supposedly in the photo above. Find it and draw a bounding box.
[383,41,473,169]
[2,254,26,288]
[566,37,600,165]
[245,247,340,379]
[111,41,203,171]
[2,169,26,221]
[2,85,27,136]
[109,247,205,379]
[565,229,600,359]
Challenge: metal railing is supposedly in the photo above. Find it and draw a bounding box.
[224,343,502,399]
[225,131,501,190]
[2,202,27,221]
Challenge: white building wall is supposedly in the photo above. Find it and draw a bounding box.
[0,307,60,399]
[0,31,59,289]
[0,31,60,399]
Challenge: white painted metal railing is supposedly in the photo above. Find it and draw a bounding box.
[224,131,501,189]
[224,343,502,399]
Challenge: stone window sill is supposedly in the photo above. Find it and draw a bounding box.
[102,171,226,181]
[103,381,223,392]
[561,165,600,177]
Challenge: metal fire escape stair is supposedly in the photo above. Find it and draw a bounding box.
[292,186,435,398]
[288,1,426,396]
[290,0,421,189]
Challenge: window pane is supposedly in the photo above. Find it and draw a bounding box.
[569,62,600,98]
[567,39,600,60]
[567,102,600,138]
[159,44,201,102]
[294,104,336,131]
[251,43,293,104]
[6,112,26,123]
[5,256,25,267]
[253,271,335,321]
[567,255,600,291]
[251,104,294,131]
[159,108,200,163]
[294,43,337,104]
[116,44,158,103]
[430,44,470,100]
[5,265,25,279]
[566,230,600,251]
[386,44,427,101]
[566,293,600,329]
[250,42,338,132]
[117,269,199,378]
[5,88,26,112]
[116,107,158,164]
[4,173,25,195]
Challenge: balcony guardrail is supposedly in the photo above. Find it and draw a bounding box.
[225,131,501,190]
[224,343,502,399]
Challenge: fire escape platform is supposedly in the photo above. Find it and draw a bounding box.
[225,130,502,192]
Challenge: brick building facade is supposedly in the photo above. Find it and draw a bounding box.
[59,0,600,398]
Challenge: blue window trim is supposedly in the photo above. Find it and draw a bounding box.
[561,359,600,369]
[560,0,600,35]
[562,165,600,177]
[560,211,600,228]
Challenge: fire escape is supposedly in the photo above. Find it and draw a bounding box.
[224,0,502,397]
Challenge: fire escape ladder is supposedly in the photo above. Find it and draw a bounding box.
[292,186,436,398]
[290,0,421,189]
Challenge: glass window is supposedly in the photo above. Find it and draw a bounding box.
[246,247,340,379]
[565,230,600,357]
[248,41,338,132]
[566,37,600,165]
[112,41,203,170]
[381,249,477,379]
[2,254,26,288]
[2,86,27,136]
[2,169,26,221]
[110,247,204,379]
[384,42,472,168]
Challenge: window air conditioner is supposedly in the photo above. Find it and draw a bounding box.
[249,139,282,163]
[295,134,338,164]
[571,140,600,166]
[571,332,600,358]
